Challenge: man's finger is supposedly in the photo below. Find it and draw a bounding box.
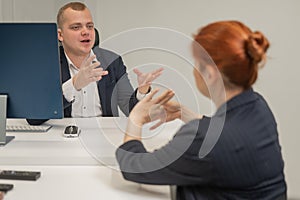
[152,67,164,76]
[88,61,100,70]
[133,68,143,76]
[82,55,96,67]
[95,71,109,78]
[82,55,101,70]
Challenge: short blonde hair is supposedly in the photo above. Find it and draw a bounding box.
[57,2,87,28]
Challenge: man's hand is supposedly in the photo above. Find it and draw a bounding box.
[73,55,108,90]
[133,67,164,94]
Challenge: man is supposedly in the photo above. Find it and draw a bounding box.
[28,2,162,125]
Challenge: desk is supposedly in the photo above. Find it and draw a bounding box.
[0,118,183,199]
[1,165,171,200]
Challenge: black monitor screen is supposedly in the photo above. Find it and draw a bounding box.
[0,23,63,119]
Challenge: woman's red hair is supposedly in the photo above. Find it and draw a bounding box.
[194,20,270,89]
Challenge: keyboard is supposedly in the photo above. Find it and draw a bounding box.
[6,125,52,132]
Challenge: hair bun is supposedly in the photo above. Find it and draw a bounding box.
[246,31,270,63]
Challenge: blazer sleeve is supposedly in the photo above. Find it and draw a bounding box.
[115,119,214,186]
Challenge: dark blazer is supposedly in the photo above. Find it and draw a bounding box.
[27,46,138,125]
[116,89,287,200]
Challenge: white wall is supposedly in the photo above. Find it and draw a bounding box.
[1,0,300,198]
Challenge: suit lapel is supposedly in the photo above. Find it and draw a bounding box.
[60,46,71,83]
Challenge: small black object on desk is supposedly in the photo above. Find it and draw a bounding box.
[0,183,13,193]
[0,170,41,181]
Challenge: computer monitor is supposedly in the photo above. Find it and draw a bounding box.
[0,23,63,145]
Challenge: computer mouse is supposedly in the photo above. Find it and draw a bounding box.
[63,125,80,137]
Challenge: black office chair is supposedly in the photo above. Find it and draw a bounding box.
[93,28,100,49]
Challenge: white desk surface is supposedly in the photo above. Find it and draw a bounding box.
[0,165,171,200]
[0,117,183,199]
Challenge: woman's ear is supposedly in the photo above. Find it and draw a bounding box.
[203,64,219,86]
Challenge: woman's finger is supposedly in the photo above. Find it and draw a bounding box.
[153,90,174,104]
[150,120,163,130]
[143,88,160,101]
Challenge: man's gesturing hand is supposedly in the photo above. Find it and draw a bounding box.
[73,55,108,90]
[133,67,164,94]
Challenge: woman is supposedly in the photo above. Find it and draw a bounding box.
[116,21,287,200]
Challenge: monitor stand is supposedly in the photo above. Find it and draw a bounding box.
[0,95,15,146]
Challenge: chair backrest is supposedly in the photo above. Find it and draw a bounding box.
[93,27,100,48]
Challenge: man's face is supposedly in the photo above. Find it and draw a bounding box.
[58,8,95,57]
